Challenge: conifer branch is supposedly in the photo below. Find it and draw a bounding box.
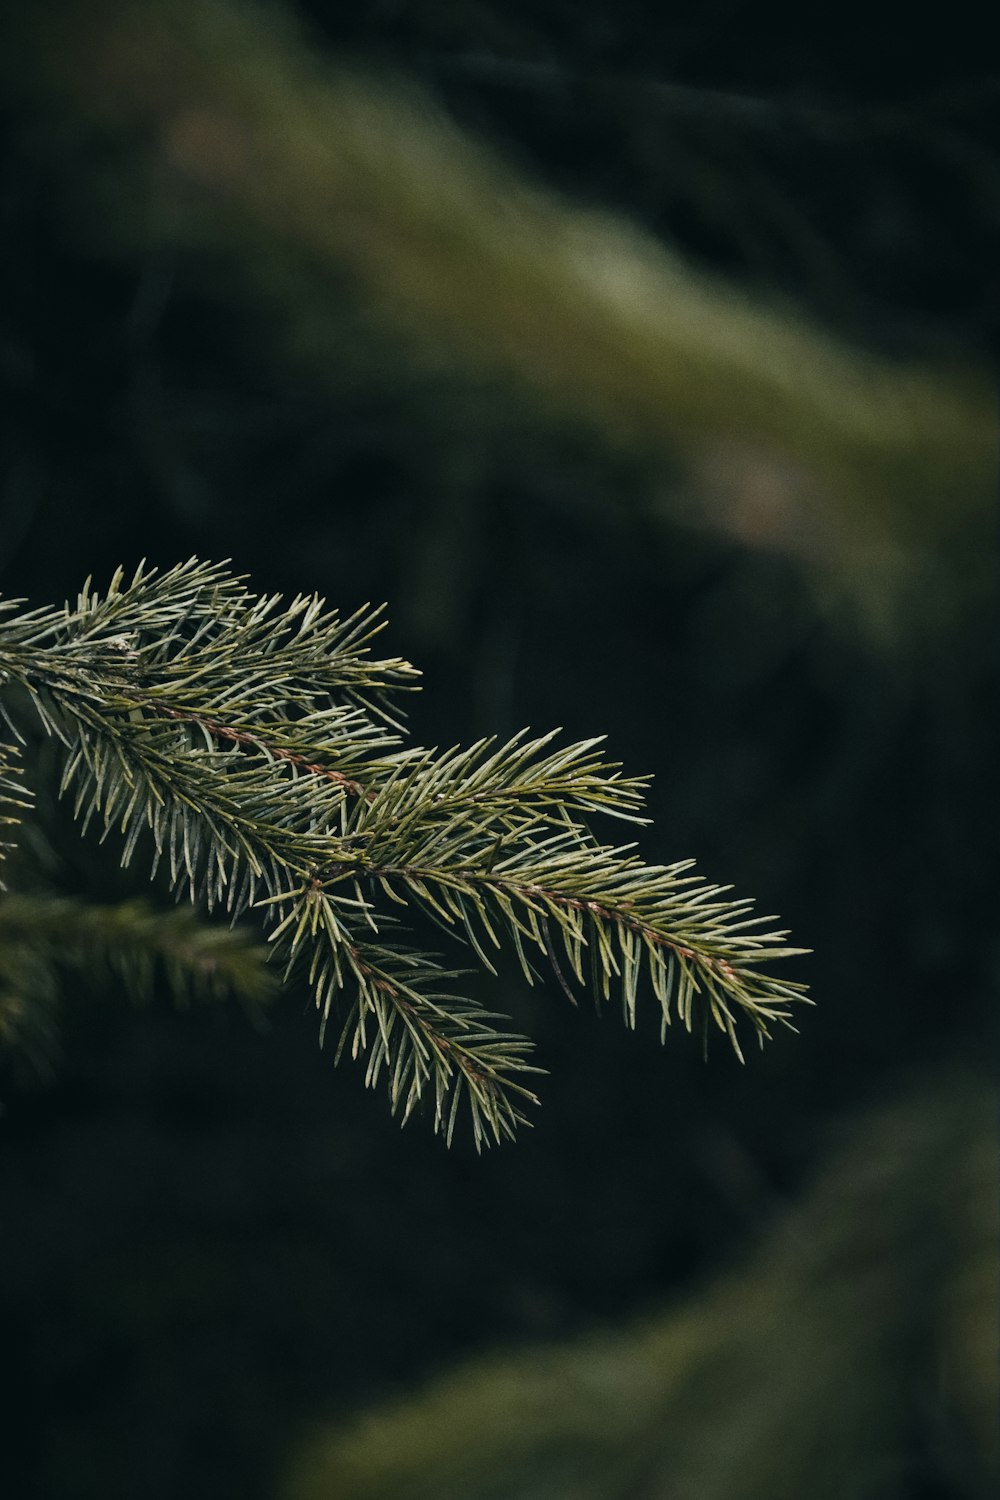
[0,943,60,1081]
[0,893,275,1083]
[0,738,33,886]
[24,0,994,623]
[0,894,277,1008]
[0,561,809,1142]
[284,1078,996,1500]
[331,936,540,1148]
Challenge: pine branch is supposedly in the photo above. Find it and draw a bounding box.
[0,893,278,1008]
[0,892,276,1086]
[321,930,540,1148]
[0,562,809,1142]
[0,737,33,885]
[0,941,61,1081]
[350,840,806,1055]
[23,0,994,626]
[283,1077,998,1500]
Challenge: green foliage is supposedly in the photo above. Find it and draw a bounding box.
[15,0,995,632]
[0,560,807,1144]
[282,1074,999,1500]
[0,737,32,880]
[0,893,276,1080]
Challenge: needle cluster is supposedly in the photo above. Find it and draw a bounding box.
[0,561,808,1144]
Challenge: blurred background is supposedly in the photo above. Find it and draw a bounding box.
[0,2,997,1497]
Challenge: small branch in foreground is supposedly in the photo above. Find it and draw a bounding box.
[0,560,809,1143]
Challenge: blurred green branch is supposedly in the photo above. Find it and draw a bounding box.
[283,1074,999,1500]
[14,0,997,624]
[0,892,276,1081]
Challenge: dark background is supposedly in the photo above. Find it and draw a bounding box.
[1,2,996,1496]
